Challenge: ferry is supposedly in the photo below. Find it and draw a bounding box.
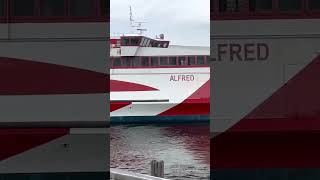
[0,0,108,179]
[211,0,320,179]
[110,13,210,123]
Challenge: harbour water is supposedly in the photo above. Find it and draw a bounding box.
[110,123,210,180]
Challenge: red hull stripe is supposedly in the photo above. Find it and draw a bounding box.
[0,57,108,95]
[212,55,320,168]
[159,80,210,116]
[0,128,68,161]
[110,80,158,92]
[110,102,131,112]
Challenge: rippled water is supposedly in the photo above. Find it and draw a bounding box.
[110,123,210,180]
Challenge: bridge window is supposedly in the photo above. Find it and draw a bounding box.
[151,57,158,66]
[197,56,205,65]
[40,0,65,16]
[178,57,186,65]
[188,56,196,65]
[160,57,168,65]
[169,57,177,65]
[249,0,272,11]
[141,57,149,66]
[219,0,240,12]
[132,57,140,67]
[131,38,140,46]
[113,58,121,67]
[308,0,320,10]
[0,0,4,17]
[12,0,35,16]
[100,0,107,16]
[278,0,302,11]
[70,0,95,16]
[121,38,129,46]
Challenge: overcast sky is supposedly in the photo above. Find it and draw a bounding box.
[110,0,210,46]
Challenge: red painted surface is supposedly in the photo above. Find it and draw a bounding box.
[212,55,320,168]
[110,80,158,92]
[160,80,210,116]
[0,128,68,161]
[0,57,108,95]
[110,102,131,112]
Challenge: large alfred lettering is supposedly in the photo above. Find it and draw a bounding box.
[212,43,270,62]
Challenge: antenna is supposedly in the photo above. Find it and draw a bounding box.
[128,3,147,35]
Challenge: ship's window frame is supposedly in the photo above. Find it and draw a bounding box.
[307,0,320,12]
[188,56,196,65]
[140,37,146,46]
[40,0,66,17]
[197,56,205,65]
[100,0,107,17]
[0,0,107,23]
[163,42,169,48]
[249,0,273,12]
[0,0,5,17]
[123,57,132,67]
[151,56,158,66]
[205,56,210,65]
[130,37,140,46]
[278,0,303,12]
[178,56,187,66]
[69,0,95,17]
[132,57,140,67]
[218,0,241,13]
[11,0,36,17]
[113,57,122,67]
[121,37,130,46]
[141,56,150,67]
[169,56,177,66]
[160,56,168,66]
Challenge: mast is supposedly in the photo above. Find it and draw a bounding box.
[129,2,147,35]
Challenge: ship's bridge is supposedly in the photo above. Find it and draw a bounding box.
[110,34,170,48]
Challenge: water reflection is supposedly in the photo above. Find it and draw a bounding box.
[110,123,210,180]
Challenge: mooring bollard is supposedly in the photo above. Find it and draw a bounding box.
[151,160,164,178]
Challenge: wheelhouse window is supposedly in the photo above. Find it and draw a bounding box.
[178,57,186,65]
[169,57,177,65]
[40,0,65,16]
[100,0,107,16]
[113,58,121,67]
[197,56,205,65]
[131,38,140,46]
[146,39,151,47]
[12,0,35,16]
[151,57,158,66]
[141,57,149,66]
[308,0,320,10]
[70,0,95,16]
[249,0,272,11]
[0,0,4,17]
[160,57,168,65]
[121,38,129,46]
[219,0,240,12]
[188,56,196,65]
[278,0,302,11]
[132,57,140,67]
